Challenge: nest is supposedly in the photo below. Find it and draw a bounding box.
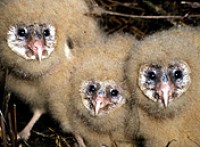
[88,0,200,39]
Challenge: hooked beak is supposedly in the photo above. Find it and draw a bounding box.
[92,95,111,115]
[157,73,174,107]
[159,82,170,107]
[94,98,102,115]
[27,40,44,63]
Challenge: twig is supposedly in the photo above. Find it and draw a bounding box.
[12,104,17,144]
[89,6,200,19]
[0,110,7,126]
[181,1,200,8]
[32,130,53,138]
[0,112,7,147]
[2,68,10,116]
[49,128,74,147]
[58,135,72,147]
[32,129,72,147]
[8,112,15,147]
[143,0,178,25]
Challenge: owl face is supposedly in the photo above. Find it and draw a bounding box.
[7,23,56,62]
[139,60,191,107]
[80,80,125,116]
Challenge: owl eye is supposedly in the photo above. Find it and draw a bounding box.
[147,71,157,81]
[110,89,119,97]
[88,85,96,93]
[43,29,50,37]
[174,70,183,81]
[17,28,27,37]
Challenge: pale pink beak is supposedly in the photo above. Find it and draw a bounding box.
[27,40,44,62]
[158,82,172,107]
[92,96,111,115]
[157,73,174,107]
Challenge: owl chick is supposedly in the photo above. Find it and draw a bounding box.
[125,27,200,146]
[48,33,139,147]
[0,0,103,140]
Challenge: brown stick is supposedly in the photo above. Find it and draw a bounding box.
[2,68,10,116]
[8,112,15,147]
[12,104,17,145]
[2,92,11,119]
[0,112,7,147]
[89,6,200,19]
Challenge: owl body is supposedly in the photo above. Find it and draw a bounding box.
[48,33,138,147]
[0,0,103,78]
[138,102,200,147]
[0,0,104,139]
[125,27,200,146]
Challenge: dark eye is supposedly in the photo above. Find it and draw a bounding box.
[43,29,50,37]
[110,89,119,97]
[88,85,96,93]
[147,71,157,81]
[17,28,26,37]
[174,70,183,80]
